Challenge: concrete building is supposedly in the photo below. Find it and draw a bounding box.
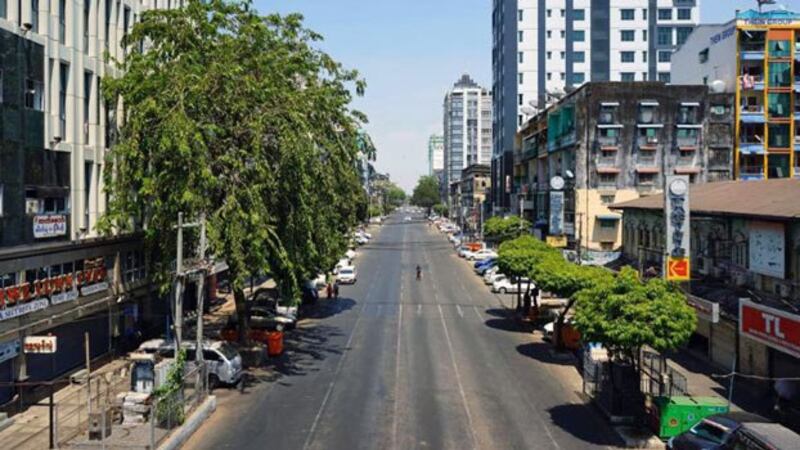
[0,1,184,406]
[515,82,733,262]
[442,74,493,204]
[671,9,800,180]
[456,164,491,237]
[428,135,444,177]
[491,0,701,215]
[612,179,800,391]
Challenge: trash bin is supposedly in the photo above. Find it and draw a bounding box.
[650,396,729,439]
[266,331,284,356]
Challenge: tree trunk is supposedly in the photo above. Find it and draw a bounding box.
[554,297,577,351]
[233,287,250,344]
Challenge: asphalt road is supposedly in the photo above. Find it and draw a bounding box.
[186,213,625,450]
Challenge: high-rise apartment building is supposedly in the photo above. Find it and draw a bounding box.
[491,0,700,212]
[428,135,444,176]
[442,75,493,205]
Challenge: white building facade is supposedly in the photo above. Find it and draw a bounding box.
[442,75,493,190]
[428,134,444,176]
[670,21,737,90]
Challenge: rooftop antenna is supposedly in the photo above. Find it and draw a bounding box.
[756,0,776,12]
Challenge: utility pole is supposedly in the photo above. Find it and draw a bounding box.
[174,212,184,354]
[196,213,207,392]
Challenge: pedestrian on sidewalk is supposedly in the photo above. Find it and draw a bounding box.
[326,283,333,299]
[333,282,340,299]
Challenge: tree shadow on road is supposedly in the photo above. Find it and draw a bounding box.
[302,298,357,320]
[516,342,576,366]
[547,404,627,447]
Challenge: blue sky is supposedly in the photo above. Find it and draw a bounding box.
[255,1,799,191]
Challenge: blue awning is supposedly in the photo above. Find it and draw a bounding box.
[596,214,622,221]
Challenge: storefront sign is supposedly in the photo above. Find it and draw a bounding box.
[51,289,79,305]
[0,299,50,321]
[547,235,567,248]
[687,295,720,324]
[740,299,800,358]
[23,336,57,354]
[80,281,109,297]
[549,191,564,235]
[33,215,67,239]
[0,339,20,364]
[709,26,735,46]
[748,221,785,279]
[665,176,690,281]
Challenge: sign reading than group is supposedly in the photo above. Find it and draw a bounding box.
[740,299,800,359]
[664,176,690,282]
[23,336,57,354]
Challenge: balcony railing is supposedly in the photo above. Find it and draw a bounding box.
[638,155,657,166]
[598,156,617,167]
[597,136,619,147]
[677,137,699,148]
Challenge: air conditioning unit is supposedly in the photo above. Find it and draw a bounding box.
[646,136,659,144]
[26,199,40,215]
[778,283,792,299]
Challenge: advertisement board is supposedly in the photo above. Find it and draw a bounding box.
[664,176,690,281]
[23,336,57,354]
[748,221,785,279]
[740,299,800,358]
[33,215,67,238]
[549,191,564,236]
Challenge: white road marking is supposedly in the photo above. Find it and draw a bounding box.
[455,304,464,317]
[392,303,403,449]
[437,304,477,449]
[472,306,484,321]
[417,304,422,316]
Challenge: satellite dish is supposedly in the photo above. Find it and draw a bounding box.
[550,176,565,190]
[521,106,536,115]
[565,170,574,179]
[710,80,726,93]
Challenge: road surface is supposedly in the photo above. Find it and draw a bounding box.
[186,214,624,450]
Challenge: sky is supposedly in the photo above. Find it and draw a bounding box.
[254,0,800,192]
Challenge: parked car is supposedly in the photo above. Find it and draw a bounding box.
[666,412,773,450]
[476,262,497,276]
[336,266,357,284]
[728,421,800,450]
[334,258,352,274]
[345,249,357,260]
[492,277,532,294]
[467,249,498,261]
[312,273,327,289]
[484,270,504,285]
[474,257,496,269]
[140,340,243,389]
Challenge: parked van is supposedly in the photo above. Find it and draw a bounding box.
[138,339,243,389]
[728,422,800,450]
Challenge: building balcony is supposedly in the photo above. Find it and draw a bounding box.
[740,50,765,60]
[739,74,764,91]
[740,105,766,123]
[637,155,657,166]
[676,137,700,149]
[739,141,765,155]
[739,168,765,180]
[597,156,617,167]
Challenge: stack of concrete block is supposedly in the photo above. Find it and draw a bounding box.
[120,392,152,426]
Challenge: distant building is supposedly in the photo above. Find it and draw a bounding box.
[515,82,733,261]
[455,164,491,236]
[491,0,701,215]
[671,9,800,180]
[612,178,800,389]
[428,135,444,177]
[443,74,493,200]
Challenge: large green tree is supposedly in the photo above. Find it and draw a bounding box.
[410,175,440,209]
[101,0,368,339]
[484,216,530,244]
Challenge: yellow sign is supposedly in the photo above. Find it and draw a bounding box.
[546,235,567,248]
[667,257,691,281]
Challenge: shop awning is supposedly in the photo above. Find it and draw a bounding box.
[596,214,621,220]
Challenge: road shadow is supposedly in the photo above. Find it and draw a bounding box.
[547,404,627,447]
[302,298,357,320]
[484,317,531,334]
[516,342,577,366]
[262,323,346,386]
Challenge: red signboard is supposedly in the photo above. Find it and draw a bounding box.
[739,299,800,358]
[667,257,690,281]
[0,266,107,308]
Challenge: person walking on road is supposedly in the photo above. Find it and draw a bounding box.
[333,282,340,299]
[416,265,422,281]
[326,283,333,299]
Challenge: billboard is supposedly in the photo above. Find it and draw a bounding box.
[33,215,67,238]
[665,176,690,281]
[740,299,800,358]
[549,191,564,236]
[748,221,785,279]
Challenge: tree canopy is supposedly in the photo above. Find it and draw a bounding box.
[410,175,440,209]
[101,0,370,338]
[484,216,531,244]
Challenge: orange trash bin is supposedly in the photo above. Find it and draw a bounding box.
[266,331,284,356]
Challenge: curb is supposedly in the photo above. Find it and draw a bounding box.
[158,395,217,450]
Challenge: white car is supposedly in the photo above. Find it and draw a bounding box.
[485,271,505,285]
[345,249,357,260]
[355,235,369,245]
[403,216,412,222]
[312,273,327,288]
[334,258,352,274]
[336,266,357,284]
[492,277,533,294]
[466,249,497,261]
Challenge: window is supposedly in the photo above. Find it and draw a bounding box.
[574,51,585,63]
[573,30,585,42]
[546,30,551,39]
[0,70,3,104]
[518,30,524,42]
[547,9,552,18]
[601,194,616,205]
[518,51,524,63]
[560,51,565,59]
[547,51,552,60]
[621,72,635,82]
[560,9,565,18]
[32,0,39,33]
[677,105,699,124]
[599,173,617,186]
[621,9,634,21]
[572,73,585,84]
[573,9,585,21]
[638,104,657,124]
[658,27,673,46]
[59,63,69,139]
[0,184,3,216]
[599,105,618,124]
[698,48,709,63]
[678,8,691,20]
[621,51,635,63]
[677,27,692,46]
[84,162,93,228]
[658,8,672,20]
[768,154,790,178]
[768,93,791,118]
[518,94,523,106]
[621,30,635,42]
[599,219,617,230]
[105,0,112,49]
[123,7,131,54]
[84,72,92,144]
[643,30,647,42]
[0,0,5,19]
[768,62,791,87]
[518,9,523,21]
[642,51,648,62]
[658,51,672,62]
[638,173,656,185]
[769,40,790,58]
[25,78,44,111]
[659,72,671,83]
[547,72,552,81]
[59,0,66,44]
[560,30,566,39]
[560,72,565,81]
[768,124,790,148]
[642,9,648,20]
[642,72,648,81]
[518,73,523,84]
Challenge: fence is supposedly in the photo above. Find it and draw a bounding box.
[640,350,688,398]
[59,364,207,449]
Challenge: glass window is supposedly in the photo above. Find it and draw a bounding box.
[518,51,524,63]
[658,27,673,46]
[658,8,672,20]
[547,9,552,17]
[572,73,585,84]
[25,79,44,111]
[768,62,791,87]
[677,27,693,46]
[621,30,635,42]
[518,9,523,21]
[768,124,790,148]
[599,105,618,124]
[547,51,552,59]
[768,93,791,118]
[621,51,635,62]
[643,30,648,42]
[573,30,585,42]
[32,0,39,33]
[518,30,523,42]
[621,9,634,21]
[599,219,617,230]
[677,106,699,124]
[642,51,648,62]
[573,9,585,21]
[769,40,790,58]
[574,51,585,62]
[518,73,523,84]
[658,72,671,83]
[621,73,635,82]
[561,30,565,38]
[658,51,672,62]
[0,0,5,19]
[698,48,709,63]
[677,8,692,20]
[768,154,790,178]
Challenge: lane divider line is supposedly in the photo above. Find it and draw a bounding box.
[437,303,477,449]
[392,303,403,449]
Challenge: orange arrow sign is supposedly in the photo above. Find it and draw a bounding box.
[667,257,690,281]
